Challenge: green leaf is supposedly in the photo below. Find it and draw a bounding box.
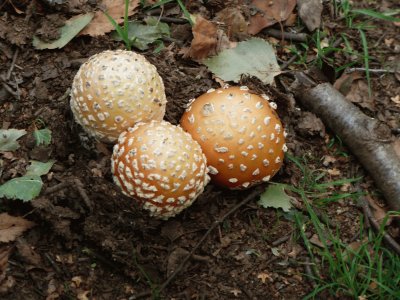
[33,13,94,50]
[258,184,293,212]
[352,9,400,22]
[0,129,27,152]
[204,38,281,85]
[113,17,170,50]
[33,128,52,146]
[26,160,55,176]
[0,175,43,202]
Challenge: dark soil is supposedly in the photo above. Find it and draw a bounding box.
[0,1,399,299]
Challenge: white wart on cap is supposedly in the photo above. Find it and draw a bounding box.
[70,50,167,143]
[180,86,287,189]
[111,121,210,219]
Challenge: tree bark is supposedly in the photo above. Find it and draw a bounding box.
[292,77,400,211]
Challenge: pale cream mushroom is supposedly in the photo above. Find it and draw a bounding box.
[111,121,210,219]
[70,50,167,143]
[180,86,287,189]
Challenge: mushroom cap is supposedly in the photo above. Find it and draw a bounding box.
[70,50,167,143]
[180,86,287,189]
[111,120,210,219]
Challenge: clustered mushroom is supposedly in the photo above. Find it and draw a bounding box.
[70,50,287,218]
[70,50,167,143]
[180,86,287,189]
[111,120,210,219]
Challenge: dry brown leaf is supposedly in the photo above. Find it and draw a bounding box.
[188,16,218,60]
[15,238,42,266]
[214,7,248,40]
[0,213,35,243]
[334,72,375,111]
[327,168,341,176]
[80,0,139,36]
[390,95,400,106]
[257,272,271,283]
[248,0,297,35]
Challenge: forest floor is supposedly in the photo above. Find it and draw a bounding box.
[0,0,399,299]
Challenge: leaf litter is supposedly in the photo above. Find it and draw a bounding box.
[0,213,35,243]
[204,38,281,84]
[80,0,139,36]
[248,0,297,35]
[0,129,27,152]
[33,13,94,49]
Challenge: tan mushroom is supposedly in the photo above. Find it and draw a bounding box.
[70,50,167,143]
[180,86,287,189]
[111,120,210,219]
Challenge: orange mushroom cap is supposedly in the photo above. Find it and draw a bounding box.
[180,86,287,189]
[70,50,167,143]
[111,120,210,219]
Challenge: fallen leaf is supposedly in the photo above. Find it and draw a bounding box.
[0,175,43,202]
[297,112,325,137]
[248,0,297,35]
[333,72,364,96]
[112,17,170,50]
[80,0,139,36]
[188,16,218,60]
[230,288,242,297]
[327,168,341,176]
[391,95,400,107]
[297,0,323,31]
[26,160,55,177]
[258,184,293,212]
[0,129,27,152]
[15,238,42,266]
[0,213,35,243]
[309,234,326,248]
[204,38,281,84]
[214,7,248,39]
[335,73,375,111]
[71,276,83,288]
[257,272,271,283]
[33,13,94,49]
[33,128,52,146]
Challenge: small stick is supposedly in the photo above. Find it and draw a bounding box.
[6,48,19,80]
[133,187,264,299]
[304,257,317,288]
[359,197,400,255]
[346,67,396,74]
[73,178,93,211]
[272,233,291,246]
[159,16,187,24]
[44,181,71,195]
[264,28,309,43]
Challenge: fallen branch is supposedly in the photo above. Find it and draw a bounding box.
[291,73,400,211]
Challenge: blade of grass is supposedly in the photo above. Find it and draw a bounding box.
[358,29,371,97]
[352,9,400,22]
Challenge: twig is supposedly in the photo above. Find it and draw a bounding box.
[359,197,400,255]
[272,233,292,246]
[264,28,309,43]
[44,181,71,195]
[304,257,317,288]
[133,187,264,299]
[73,178,93,211]
[345,67,396,74]
[6,48,19,80]
[159,16,187,24]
